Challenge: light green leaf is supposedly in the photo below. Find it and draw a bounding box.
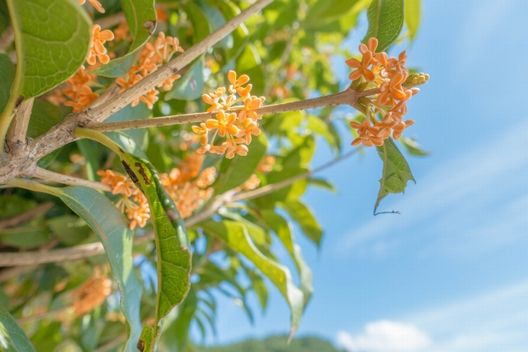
[259,210,313,305]
[213,134,267,194]
[363,0,404,51]
[375,138,415,214]
[6,0,91,97]
[405,0,421,41]
[165,58,205,101]
[202,220,304,336]
[0,307,36,352]
[53,186,143,352]
[183,2,210,42]
[159,291,197,352]
[94,0,156,77]
[280,200,323,247]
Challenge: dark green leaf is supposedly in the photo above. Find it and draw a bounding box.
[165,58,205,101]
[0,54,15,113]
[0,307,35,352]
[6,0,91,97]
[374,138,415,214]
[363,0,404,51]
[94,0,157,77]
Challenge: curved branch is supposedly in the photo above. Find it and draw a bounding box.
[33,167,110,192]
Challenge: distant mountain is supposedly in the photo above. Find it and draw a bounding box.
[194,335,345,352]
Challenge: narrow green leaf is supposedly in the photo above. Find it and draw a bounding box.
[53,186,143,352]
[363,0,404,51]
[94,0,156,77]
[159,291,197,352]
[0,307,35,352]
[280,201,323,247]
[6,0,91,97]
[213,134,267,194]
[374,138,415,214]
[404,0,421,41]
[202,220,304,335]
[259,210,313,305]
[400,136,428,157]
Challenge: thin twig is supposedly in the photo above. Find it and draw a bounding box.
[0,202,54,230]
[0,150,358,266]
[6,98,34,154]
[87,88,378,132]
[33,167,110,192]
[0,26,14,52]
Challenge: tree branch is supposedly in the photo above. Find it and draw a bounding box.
[6,98,34,154]
[0,149,358,267]
[33,167,110,192]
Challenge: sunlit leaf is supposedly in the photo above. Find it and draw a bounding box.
[280,200,323,247]
[202,220,304,335]
[405,0,421,41]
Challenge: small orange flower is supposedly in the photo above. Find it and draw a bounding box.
[87,25,115,66]
[72,268,112,316]
[79,0,105,13]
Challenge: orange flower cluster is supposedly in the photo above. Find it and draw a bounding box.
[346,38,420,147]
[72,269,112,316]
[87,25,115,66]
[192,71,265,159]
[116,33,184,109]
[79,0,105,13]
[48,66,99,112]
[239,155,276,191]
[99,154,216,229]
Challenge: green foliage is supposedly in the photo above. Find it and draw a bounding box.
[196,334,343,352]
[363,0,405,51]
[405,0,421,41]
[0,54,15,113]
[375,138,415,214]
[6,0,91,97]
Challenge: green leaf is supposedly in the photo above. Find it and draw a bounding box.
[52,186,143,352]
[183,2,211,42]
[0,223,50,249]
[259,210,313,305]
[94,0,156,77]
[235,45,265,94]
[0,307,36,352]
[6,0,91,97]
[374,138,415,214]
[280,201,323,247]
[0,54,15,113]
[106,103,151,156]
[202,220,304,335]
[213,134,267,194]
[120,155,191,323]
[159,291,197,352]
[363,0,404,51]
[305,0,364,25]
[165,58,205,101]
[404,0,421,41]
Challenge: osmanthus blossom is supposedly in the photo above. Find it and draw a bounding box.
[346,37,423,147]
[79,0,105,13]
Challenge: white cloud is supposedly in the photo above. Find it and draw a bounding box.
[337,320,431,352]
[339,119,528,255]
[337,281,528,352]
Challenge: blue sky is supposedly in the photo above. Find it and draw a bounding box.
[206,1,528,350]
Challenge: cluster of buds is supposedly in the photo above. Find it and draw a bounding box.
[192,71,265,159]
[87,25,115,66]
[347,37,428,147]
[98,154,216,229]
[116,33,184,109]
[71,267,112,316]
